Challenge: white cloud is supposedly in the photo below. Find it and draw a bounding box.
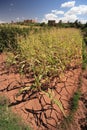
[16,17,20,21]
[52,10,64,15]
[44,13,58,21]
[22,16,25,20]
[42,11,77,23]
[63,14,78,22]
[10,3,14,6]
[42,10,64,23]
[61,1,75,8]
[42,2,87,24]
[0,20,5,23]
[66,5,87,15]
[42,13,57,23]
[79,19,87,24]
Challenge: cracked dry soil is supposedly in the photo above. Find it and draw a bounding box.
[0,53,87,130]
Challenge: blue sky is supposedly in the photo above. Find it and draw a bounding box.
[0,0,87,23]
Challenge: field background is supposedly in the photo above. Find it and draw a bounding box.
[0,25,87,130]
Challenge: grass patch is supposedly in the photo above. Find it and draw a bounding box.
[65,91,81,123]
[70,91,81,113]
[57,91,81,130]
[82,41,87,70]
[0,96,31,130]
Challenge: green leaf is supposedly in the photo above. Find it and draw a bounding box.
[42,89,66,117]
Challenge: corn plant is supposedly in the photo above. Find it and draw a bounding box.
[2,26,82,99]
[42,89,66,117]
[16,28,82,91]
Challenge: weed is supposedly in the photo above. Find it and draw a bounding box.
[0,95,31,130]
[70,91,81,113]
[82,41,87,70]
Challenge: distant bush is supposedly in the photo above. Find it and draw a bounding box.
[82,41,87,69]
[0,26,30,52]
[82,27,87,45]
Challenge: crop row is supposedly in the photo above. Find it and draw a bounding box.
[0,26,82,90]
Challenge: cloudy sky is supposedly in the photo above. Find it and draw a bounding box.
[0,0,87,23]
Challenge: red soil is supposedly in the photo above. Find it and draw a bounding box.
[0,53,87,130]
